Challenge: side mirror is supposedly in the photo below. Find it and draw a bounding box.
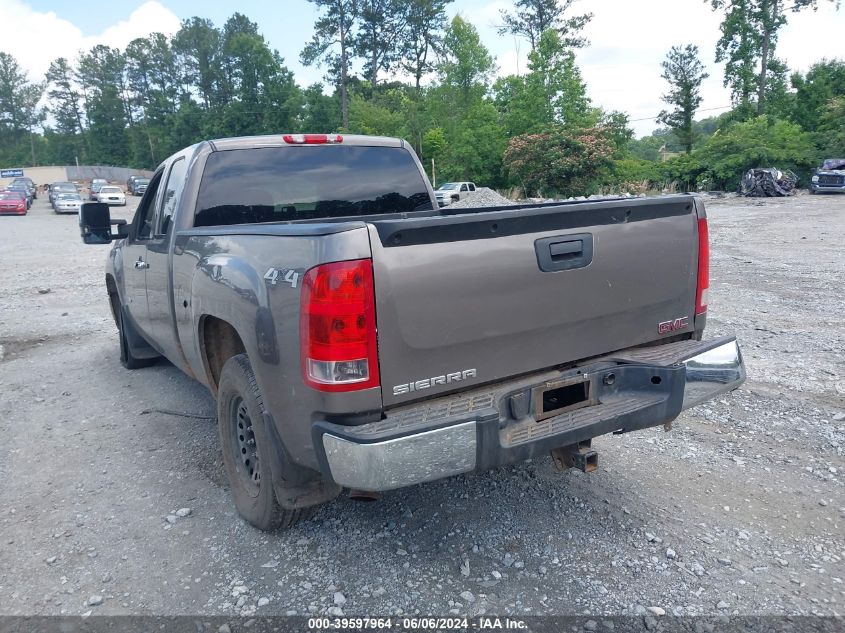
[79,202,128,244]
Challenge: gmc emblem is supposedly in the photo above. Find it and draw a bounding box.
[658,316,689,334]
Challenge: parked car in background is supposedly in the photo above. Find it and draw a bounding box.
[96,185,126,206]
[5,183,32,208]
[0,191,28,215]
[435,181,476,206]
[810,158,845,194]
[53,192,83,214]
[89,179,108,200]
[12,177,37,199]
[131,177,150,196]
[50,182,78,204]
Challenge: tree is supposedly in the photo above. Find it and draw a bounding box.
[438,16,494,106]
[400,0,451,92]
[503,126,616,197]
[355,0,405,88]
[172,17,223,109]
[301,0,358,130]
[45,58,86,137]
[710,0,838,115]
[693,116,816,188]
[498,0,592,51]
[0,52,45,165]
[494,29,590,136]
[657,45,709,153]
[77,45,131,165]
[790,59,845,132]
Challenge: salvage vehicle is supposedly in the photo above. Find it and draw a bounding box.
[50,182,79,204]
[435,181,476,206]
[5,183,32,208]
[11,177,37,199]
[0,191,27,215]
[810,158,845,194]
[53,192,83,214]
[89,179,107,200]
[96,185,126,206]
[78,133,746,531]
[131,177,150,196]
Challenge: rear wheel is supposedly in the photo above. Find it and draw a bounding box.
[218,354,315,531]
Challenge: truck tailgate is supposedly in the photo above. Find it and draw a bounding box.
[368,196,702,406]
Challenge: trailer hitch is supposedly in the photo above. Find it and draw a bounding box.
[551,440,598,473]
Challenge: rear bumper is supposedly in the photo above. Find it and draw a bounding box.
[314,337,745,492]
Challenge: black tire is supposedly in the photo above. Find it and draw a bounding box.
[218,354,315,531]
[118,308,157,369]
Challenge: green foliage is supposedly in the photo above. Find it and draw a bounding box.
[400,0,452,91]
[503,126,617,197]
[494,29,589,137]
[662,116,816,190]
[498,0,592,50]
[300,0,357,129]
[0,51,44,165]
[657,45,708,153]
[790,59,845,134]
[817,96,845,156]
[438,16,494,106]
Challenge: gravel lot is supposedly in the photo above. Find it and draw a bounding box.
[0,191,843,618]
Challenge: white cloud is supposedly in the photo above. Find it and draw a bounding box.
[0,0,182,82]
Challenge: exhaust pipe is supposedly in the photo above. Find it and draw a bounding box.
[348,489,381,502]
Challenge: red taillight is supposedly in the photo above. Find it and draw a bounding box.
[283,133,343,145]
[300,259,379,392]
[696,217,709,315]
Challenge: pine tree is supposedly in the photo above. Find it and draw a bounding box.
[657,45,709,153]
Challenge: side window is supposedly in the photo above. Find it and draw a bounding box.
[469,183,476,191]
[156,158,187,237]
[460,184,468,192]
[134,171,163,241]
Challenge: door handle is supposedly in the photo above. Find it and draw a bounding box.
[134,259,149,270]
[535,233,593,272]
[549,239,583,260]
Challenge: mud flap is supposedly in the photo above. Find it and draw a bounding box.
[261,412,341,509]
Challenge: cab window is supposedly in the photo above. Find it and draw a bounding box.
[156,158,187,237]
[133,171,163,240]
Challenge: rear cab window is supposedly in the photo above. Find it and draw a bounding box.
[193,145,433,227]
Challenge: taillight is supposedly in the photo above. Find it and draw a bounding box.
[696,217,709,315]
[300,259,379,392]
[283,134,343,145]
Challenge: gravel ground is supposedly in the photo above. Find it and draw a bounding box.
[0,192,843,618]
[444,187,515,208]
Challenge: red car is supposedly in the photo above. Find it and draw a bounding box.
[0,191,28,215]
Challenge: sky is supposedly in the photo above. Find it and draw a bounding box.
[2,0,844,136]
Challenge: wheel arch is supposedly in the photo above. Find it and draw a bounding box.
[198,315,247,396]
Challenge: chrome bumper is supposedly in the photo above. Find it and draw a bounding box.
[680,338,745,410]
[322,422,478,491]
[320,338,745,491]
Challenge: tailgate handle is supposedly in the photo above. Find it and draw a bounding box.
[535,233,593,272]
[549,239,583,259]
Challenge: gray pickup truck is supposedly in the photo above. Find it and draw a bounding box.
[79,133,745,531]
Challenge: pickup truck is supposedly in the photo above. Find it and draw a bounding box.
[78,133,746,531]
[435,181,476,206]
[810,158,845,194]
